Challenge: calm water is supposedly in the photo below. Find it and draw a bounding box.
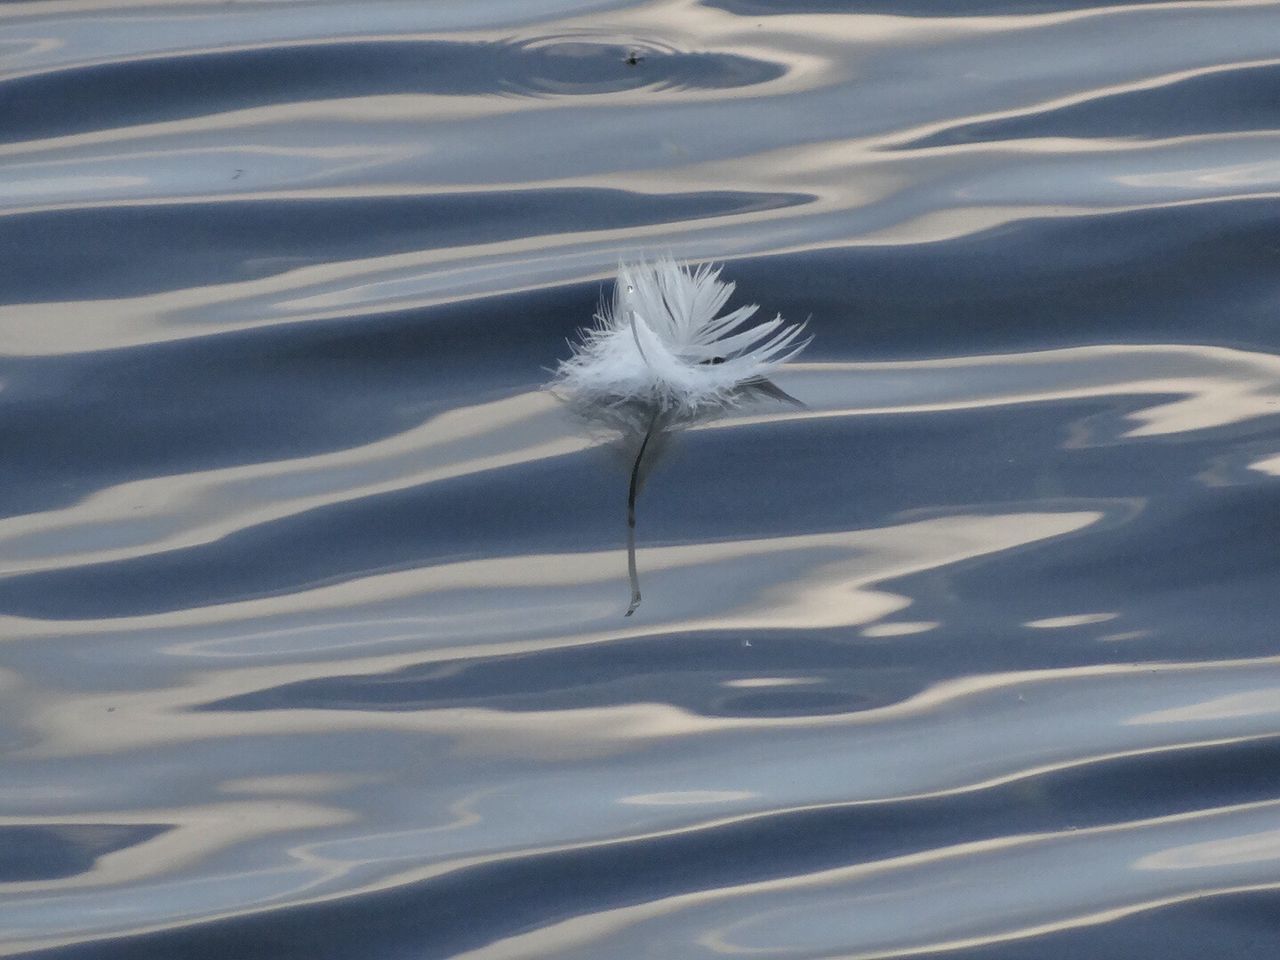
[3,0,1280,957]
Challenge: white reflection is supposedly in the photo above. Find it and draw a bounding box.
[1130,688,1280,725]
[0,799,349,897]
[0,174,146,198]
[861,620,939,637]
[219,773,365,796]
[1137,828,1280,870]
[1026,612,1116,629]
[620,790,756,806]
[1248,452,1280,476]
[1097,629,1154,643]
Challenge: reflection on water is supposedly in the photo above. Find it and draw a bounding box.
[2,0,1280,958]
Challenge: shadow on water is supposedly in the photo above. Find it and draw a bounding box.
[0,824,167,883]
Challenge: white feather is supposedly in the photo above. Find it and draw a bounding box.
[551,259,809,412]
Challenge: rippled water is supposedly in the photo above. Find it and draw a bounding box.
[3,0,1280,957]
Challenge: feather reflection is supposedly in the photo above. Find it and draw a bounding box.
[562,377,803,616]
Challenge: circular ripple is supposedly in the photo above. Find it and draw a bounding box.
[501,34,786,96]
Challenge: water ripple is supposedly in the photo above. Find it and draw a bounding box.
[0,37,785,145]
[4,0,1280,957]
[906,59,1280,148]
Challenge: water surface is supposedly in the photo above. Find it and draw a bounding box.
[2,0,1280,957]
